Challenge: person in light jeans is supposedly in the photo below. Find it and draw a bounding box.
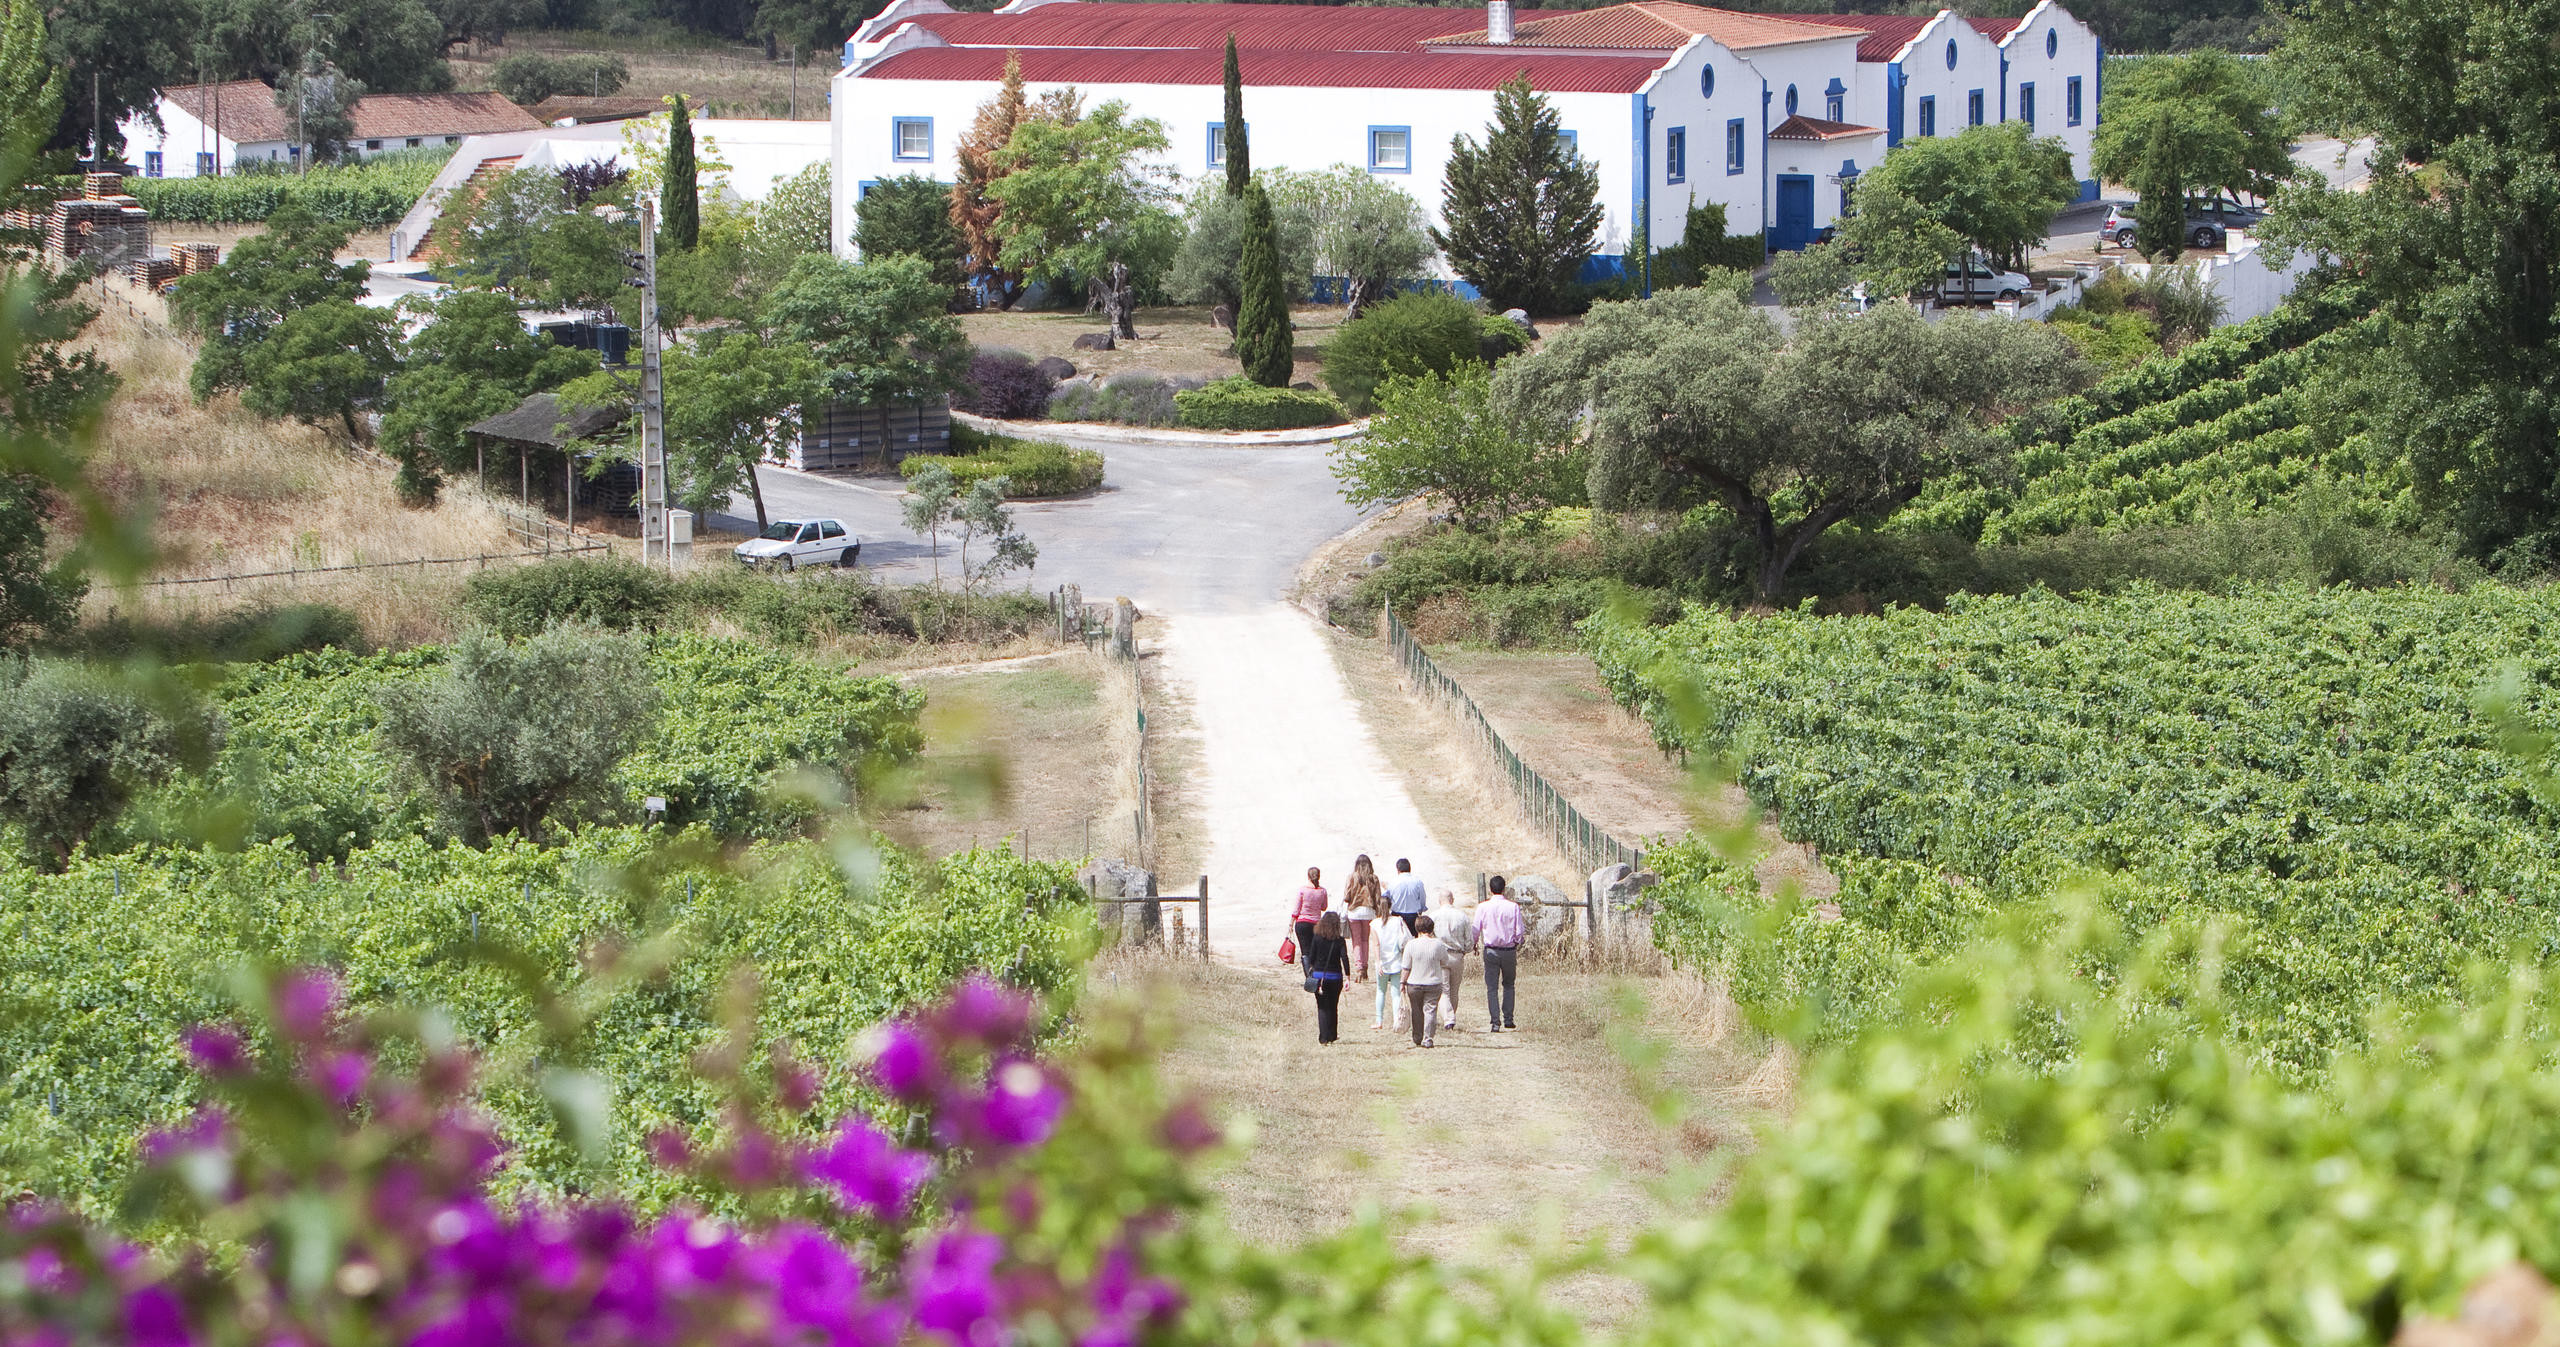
[1431,890,1477,1030]
[1372,907,1410,1030]
[1401,915,1447,1047]
[1476,874,1525,1031]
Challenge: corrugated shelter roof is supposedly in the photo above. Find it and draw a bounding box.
[1769,113,1882,140]
[1780,12,1932,62]
[864,44,1661,92]
[466,392,626,448]
[1427,2,1852,51]
[909,4,1479,52]
[350,92,543,140]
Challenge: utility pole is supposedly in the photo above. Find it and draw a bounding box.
[628,197,669,569]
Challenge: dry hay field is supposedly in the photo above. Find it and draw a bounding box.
[449,31,828,121]
[68,298,536,646]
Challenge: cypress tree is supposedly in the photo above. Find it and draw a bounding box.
[1222,34,1248,192]
[664,96,700,251]
[1234,180,1293,387]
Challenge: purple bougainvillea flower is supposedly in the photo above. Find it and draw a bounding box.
[864,1024,943,1103]
[974,1060,1065,1149]
[908,1230,1005,1347]
[139,1109,227,1163]
[775,1050,824,1114]
[122,1286,192,1347]
[934,977,1033,1050]
[647,1127,692,1172]
[768,1223,876,1335]
[1157,1098,1220,1155]
[806,1118,932,1219]
[181,1025,249,1078]
[271,969,341,1043]
[309,1051,369,1107]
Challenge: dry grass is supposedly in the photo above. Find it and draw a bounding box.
[1131,625,1208,881]
[146,222,397,266]
[880,652,1134,864]
[960,305,1353,385]
[450,32,829,121]
[68,298,533,645]
[1087,952,1777,1331]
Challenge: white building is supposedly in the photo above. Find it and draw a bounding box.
[829,0,2103,287]
[118,83,545,178]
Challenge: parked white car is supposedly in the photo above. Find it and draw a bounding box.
[1939,256,2034,305]
[735,518,860,570]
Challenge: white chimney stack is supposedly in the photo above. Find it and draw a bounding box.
[1488,0,1514,44]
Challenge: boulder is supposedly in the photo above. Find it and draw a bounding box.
[1033,356,1076,381]
[1364,552,1388,568]
[1502,308,1540,340]
[1290,380,1319,392]
[1071,332,1116,352]
[1511,874,1571,944]
[1588,863,1661,919]
[1078,859,1161,945]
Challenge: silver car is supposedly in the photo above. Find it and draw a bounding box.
[734,518,860,570]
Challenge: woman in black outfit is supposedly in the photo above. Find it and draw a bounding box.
[1306,911,1350,1045]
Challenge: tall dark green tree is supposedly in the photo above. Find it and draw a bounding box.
[664,96,701,252]
[2275,0,2560,563]
[1222,34,1248,192]
[1434,76,1603,314]
[1233,181,1293,387]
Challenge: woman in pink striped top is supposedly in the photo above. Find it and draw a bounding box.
[1292,867,1330,968]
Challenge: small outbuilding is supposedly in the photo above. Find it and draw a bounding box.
[465,392,642,520]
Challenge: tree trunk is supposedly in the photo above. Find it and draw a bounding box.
[1343,275,1376,323]
[746,459,770,529]
[1106,258,1138,339]
[341,407,363,445]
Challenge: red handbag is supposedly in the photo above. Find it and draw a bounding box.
[1278,936,1297,964]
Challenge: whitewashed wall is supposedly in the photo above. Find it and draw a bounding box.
[1639,37,1770,248]
[1739,33,1869,234]
[1895,12,2008,144]
[2000,0,2103,192]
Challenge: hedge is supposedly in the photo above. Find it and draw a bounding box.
[127,149,455,227]
[904,425,1104,498]
[1173,376,1346,431]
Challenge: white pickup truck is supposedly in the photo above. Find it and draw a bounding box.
[734,518,860,570]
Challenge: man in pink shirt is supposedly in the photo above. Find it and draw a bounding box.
[1477,875,1525,1032]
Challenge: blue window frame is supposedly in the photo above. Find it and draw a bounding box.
[1918,95,1937,137]
[1207,121,1243,169]
[1558,128,1579,159]
[195,151,215,175]
[892,117,932,160]
[1725,118,1744,174]
[2019,82,2036,129]
[1784,84,1798,115]
[1945,37,1958,69]
[1968,89,1985,125]
[2066,75,2083,126]
[1367,125,1411,172]
[2046,27,2058,57]
[1664,126,1685,183]
[1700,64,1714,97]
[143,151,163,178]
[1826,92,1843,121]
[857,179,880,199]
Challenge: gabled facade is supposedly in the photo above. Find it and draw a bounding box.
[828,0,2103,282]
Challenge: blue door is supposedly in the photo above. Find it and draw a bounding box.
[1774,175,1817,251]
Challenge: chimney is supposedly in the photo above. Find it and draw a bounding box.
[1488,0,1514,43]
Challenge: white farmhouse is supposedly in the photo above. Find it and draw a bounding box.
[118,83,544,179]
[830,0,2104,289]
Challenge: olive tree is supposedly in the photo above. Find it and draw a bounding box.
[0,660,200,869]
[1495,291,2080,601]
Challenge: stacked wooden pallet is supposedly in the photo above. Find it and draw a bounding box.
[789,398,952,472]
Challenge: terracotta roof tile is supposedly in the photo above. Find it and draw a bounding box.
[866,43,1660,93]
[160,83,541,146]
[1778,12,1933,62]
[1426,2,1855,51]
[161,81,292,145]
[1769,113,1882,140]
[910,4,1480,52]
[1967,15,2022,40]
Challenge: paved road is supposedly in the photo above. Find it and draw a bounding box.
[717,431,1366,615]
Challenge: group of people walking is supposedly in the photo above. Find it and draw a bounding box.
[1289,855,1524,1049]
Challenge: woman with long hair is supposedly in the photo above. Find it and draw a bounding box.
[1305,911,1350,1044]
[1291,866,1329,978]
[1342,855,1383,982]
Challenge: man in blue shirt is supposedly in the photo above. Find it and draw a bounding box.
[1386,857,1429,934]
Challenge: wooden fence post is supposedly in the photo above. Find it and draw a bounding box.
[1197,875,1209,961]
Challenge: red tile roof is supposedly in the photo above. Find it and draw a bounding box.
[160,83,541,145]
[1426,2,1852,51]
[1780,12,1932,62]
[909,4,1481,53]
[865,43,1661,93]
[1968,15,2023,40]
[1769,113,1882,140]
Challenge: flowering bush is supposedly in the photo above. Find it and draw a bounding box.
[0,969,1193,1347]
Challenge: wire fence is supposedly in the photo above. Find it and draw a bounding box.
[1380,604,1645,883]
[135,536,607,591]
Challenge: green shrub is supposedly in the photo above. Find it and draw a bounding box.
[60,602,365,663]
[1319,290,1485,415]
[1175,376,1345,431]
[128,148,454,226]
[375,628,661,845]
[1479,312,1530,358]
[461,556,678,637]
[491,52,629,105]
[1048,372,1199,427]
[0,659,202,868]
[669,568,1049,647]
[903,431,1103,498]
